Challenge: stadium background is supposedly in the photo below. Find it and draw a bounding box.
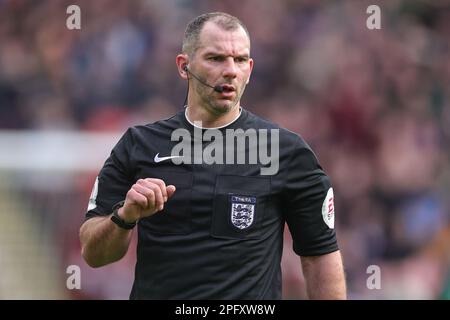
[0,0,449,299]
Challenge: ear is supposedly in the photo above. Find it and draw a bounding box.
[246,58,254,85]
[176,54,189,80]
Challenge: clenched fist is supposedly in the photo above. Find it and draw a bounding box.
[118,178,176,223]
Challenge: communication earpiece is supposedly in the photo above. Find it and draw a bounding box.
[183,65,188,72]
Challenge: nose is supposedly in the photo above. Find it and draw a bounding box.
[222,58,237,79]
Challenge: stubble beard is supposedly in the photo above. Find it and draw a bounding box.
[198,83,246,116]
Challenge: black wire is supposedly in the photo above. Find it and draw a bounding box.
[182,78,189,108]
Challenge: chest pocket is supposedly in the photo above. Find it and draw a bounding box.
[211,175,271,239]
[137,169,193,235]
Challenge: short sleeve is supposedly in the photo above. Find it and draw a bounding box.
[85,128,135,221]
[282,138,338,256]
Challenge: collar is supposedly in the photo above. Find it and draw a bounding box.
[184,106,243,129]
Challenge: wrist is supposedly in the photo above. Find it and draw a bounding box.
[117,207,138,224]
[110,201,137,230]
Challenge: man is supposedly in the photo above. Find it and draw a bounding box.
[80,12,346,299]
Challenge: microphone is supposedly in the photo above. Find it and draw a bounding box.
[184,66,224,93]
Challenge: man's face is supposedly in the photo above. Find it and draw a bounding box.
[188,22,253,115]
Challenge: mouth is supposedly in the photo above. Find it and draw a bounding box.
[219,84,236,93]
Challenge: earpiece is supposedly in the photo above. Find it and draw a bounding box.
[183,65,188,72]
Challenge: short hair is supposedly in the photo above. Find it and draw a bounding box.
[182,12,250,56]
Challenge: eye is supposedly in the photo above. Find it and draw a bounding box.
[235,57,248,63]
[209,56,224,62]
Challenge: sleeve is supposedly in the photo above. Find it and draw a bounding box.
[84,128,135,221]
[282,138,338,256]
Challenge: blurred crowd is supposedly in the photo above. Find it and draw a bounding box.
[1,0,450,299]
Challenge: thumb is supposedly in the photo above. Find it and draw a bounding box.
[166,185,176,198]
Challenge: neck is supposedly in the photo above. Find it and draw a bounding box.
[186,104,241,129]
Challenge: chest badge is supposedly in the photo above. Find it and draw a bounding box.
[230,195,256,230]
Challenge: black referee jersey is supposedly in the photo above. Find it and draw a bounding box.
[85,108,338,299]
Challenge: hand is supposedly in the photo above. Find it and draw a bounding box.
[118,178,176,223]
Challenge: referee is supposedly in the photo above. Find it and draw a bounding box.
[80,12,346,299]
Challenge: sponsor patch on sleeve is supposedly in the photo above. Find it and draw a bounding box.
[87,176,99,211]
[321,187,335,229]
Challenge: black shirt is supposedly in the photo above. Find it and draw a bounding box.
[85,108,338,299]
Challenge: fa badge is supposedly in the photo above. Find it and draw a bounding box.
[230,195,256,229]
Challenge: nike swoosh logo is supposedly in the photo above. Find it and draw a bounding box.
[154,153,183,163]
